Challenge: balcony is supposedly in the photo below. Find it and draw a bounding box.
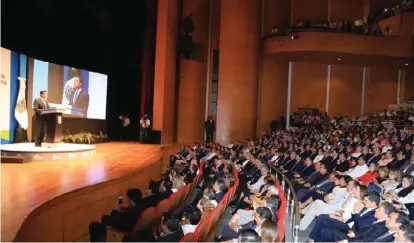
[263,30,412,68]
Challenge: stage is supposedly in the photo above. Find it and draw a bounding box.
[0,142,97,163]
[1,142,178,242]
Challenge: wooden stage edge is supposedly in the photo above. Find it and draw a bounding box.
[1,142,181,242]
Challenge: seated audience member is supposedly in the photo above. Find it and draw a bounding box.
[203,188,218,206]
[101,188,143,232]
[293,156,316,180]
[295,162,330,198]
[357,162,379,185]
[298,173,341,209]
[142,179,174,208]
[155,213,183,242]
[394,223,414,242]
[299,179,359,230]
[346,156,369,179]
[400,153,414,175]
[381,210,412,242]
[379,167,401,192]
[388,150,407,169]
[259,220,278,242]
[197,198,216,221]
[318,201,395,242]
[220,207,273,240]
[89,222,107,242]
[171,174,185,192]
[308,191,380,242]
[213,178,228,203]
[383,175,414,214]
[181,206,202,235]
[238,229,260,243]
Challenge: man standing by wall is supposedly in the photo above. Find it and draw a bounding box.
[204,116,215,143]
[140,114,150,143]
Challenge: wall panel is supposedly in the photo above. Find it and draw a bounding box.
[330,65,363,116]
[292,0,329,23]
[330,0,363,23]
[290,62,328,113]
[364,67,399,113]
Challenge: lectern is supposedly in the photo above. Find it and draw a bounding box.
[39,108,66,143]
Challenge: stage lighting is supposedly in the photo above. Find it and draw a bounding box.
[290,35,299,40]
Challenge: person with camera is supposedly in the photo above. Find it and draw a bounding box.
[100,188,143,232]
[140,114,151,143]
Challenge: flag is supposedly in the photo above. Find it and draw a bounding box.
[14,77,28,130]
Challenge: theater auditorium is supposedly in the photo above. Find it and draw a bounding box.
[1,0,414,242]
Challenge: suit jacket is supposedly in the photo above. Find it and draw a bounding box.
[351,221,389,242]
[400,161,414,175]
[204,120,215,132]
[109,204,143,232]
[367,154,381,165]
[346,208,377,231]
[299,165,316,179]
[142,190,173,208]
[157,231,183,242]
[388,159,406,170]
[71,89,89,116]
[33,97,49,120]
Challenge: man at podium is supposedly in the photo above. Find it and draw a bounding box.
[33,90,49,147]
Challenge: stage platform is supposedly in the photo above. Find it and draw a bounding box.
[0,143,96,163]
[0,142,178,242]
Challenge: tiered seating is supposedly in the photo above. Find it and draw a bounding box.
[108,161,206,241]
[180,169,240,242]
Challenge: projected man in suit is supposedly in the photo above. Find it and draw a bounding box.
[70,76,89,117]
[33,90,49,147]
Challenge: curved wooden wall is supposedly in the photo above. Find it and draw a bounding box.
[13,145,180,242]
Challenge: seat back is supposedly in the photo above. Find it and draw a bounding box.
[179,232,195,242]
[153,199,170,223]
[193,214,211,242]
[169,187,184,211]
[132,207,155,233]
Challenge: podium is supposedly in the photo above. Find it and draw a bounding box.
[38,108,67,143]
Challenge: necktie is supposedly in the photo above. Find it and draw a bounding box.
[375,231,394,242]
[73,90,79,104]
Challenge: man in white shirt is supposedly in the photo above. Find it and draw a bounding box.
[181,206,202,235]
[300,180,358,230]
[346,156,369,179]
[248,163,269,193]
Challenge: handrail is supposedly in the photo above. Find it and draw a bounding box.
[267,162,300,243]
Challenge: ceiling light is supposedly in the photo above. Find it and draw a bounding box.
[337,58,341,61]
[405,63,409,66]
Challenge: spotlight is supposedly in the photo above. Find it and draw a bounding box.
[337,58,341,61]
[290,35,299,40]
[405,63,409,66]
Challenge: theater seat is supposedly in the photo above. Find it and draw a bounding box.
[179,232,195,242]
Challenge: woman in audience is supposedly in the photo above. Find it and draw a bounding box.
[171,174,185,193]
[258,220,278,242]
[197,198,216,221]
[357,162,379,185]
[383,175,414,208]
[376,165,389,184]
[380,167,402,192]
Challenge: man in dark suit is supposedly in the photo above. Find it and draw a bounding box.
[70,76,89,117]
[309,191,380,242]
[204,116,215,143]
[33,90,50,147]
[101,188,143,232]
[142,179,173,208]
[400,154,414,175]
[318,201,395,242]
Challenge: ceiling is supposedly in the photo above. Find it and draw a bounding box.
[1,0,148,73]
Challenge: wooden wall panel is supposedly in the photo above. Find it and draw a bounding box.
[177,0,210,143]
[369,0,401,12]
[330,65,363,116]
[263,0,291,34]
[291,62,328,112]
[258,57,288,134]
[292,0,329,23]
[153,0,180,144]
[216,0,261,143]
[330,0,363,23]
[364,67,399,113]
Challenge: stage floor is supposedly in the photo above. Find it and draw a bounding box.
[1,142,163,242]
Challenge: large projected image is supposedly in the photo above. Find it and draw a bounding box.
[32,59,108,120]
